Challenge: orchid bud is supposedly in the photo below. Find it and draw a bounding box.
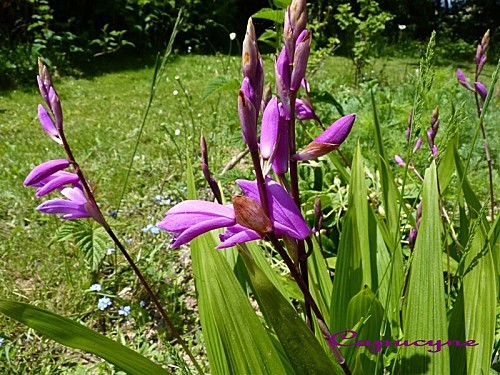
[456,69,474,91]
[201,134,222,204]
[413,138,422,154]
[289,0,307,42]
[474,81,487,102]
[49,87,63,130]
[405,108,413,142]
[272,104,290,174]
[242,18,258,80]
[37,59,53,106]
[275,47,291,119]
[293,114,355,161]
[291,30,311,91]
[233,195,272,236]
[475,44,483,66]
[238,87,258,152]
[314,195,323,232]
[260,96,280,160]
[394,155,406,167]
[409,228,417,250]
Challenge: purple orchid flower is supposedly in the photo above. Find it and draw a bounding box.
[157,177,310,249]
[291,30,311,91]
[272,104,290,175]
[24,159,70,187]
[36,186,91,220]
[293,114,356,161]
[394,155,406,167]
[33,171,81,198]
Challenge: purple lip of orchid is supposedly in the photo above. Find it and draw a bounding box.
[24,159,71,187]
[157,177,310,249]
[293,113,356,161]
[36,186,91,220]
[34,171,81,198]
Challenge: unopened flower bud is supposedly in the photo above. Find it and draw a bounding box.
[456,69,474,91]
[314,195,323,231]
[262,83,272,110]
[289,0,307,42]
[260,96,280,160]
[394,155,406,167]
[275,47,291,119]
[272,104,289,174]
[293,114,355,161]
[295,98,316,120]
[233,195,272,236]
[242,18,258,80]
[474,81,487,102]
[291,30,311,91]
[238,85,258,152]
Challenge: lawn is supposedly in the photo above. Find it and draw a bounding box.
[0,52,498,373]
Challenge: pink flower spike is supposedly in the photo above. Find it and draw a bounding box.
[38,105,62,144]
[260,96,280,160]
[24,159,70,187]
[456,69,474,91]
[293,114,355,161]
[474,81,487,101]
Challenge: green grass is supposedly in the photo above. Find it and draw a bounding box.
[0,53,498,373]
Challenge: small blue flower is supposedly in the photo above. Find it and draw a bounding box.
[89,283,102,292]
[98,297,112,311]
[141,224,160,235]
[118,306,131,316]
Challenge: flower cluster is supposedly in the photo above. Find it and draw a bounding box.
[157,0,356,249]
[456,29,490,107]
[24,61,95,221]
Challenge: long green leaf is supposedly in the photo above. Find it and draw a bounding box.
[241,251,344,375]
[401,161,450,373]
[0,300,169,374]
[252,8,285,23]
[461,226,496,372]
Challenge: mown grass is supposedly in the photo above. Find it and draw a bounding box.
[0,52,498,373]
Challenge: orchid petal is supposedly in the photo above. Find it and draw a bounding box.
[35,172,80,197]
[171,217,235,248]
[38,105,61,143]
[24,159,70,187]
[474,81,487,101]
[260,96,280,160]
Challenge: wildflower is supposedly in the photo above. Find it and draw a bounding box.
[238,80,258,152]
[398,24,407,30]
[98,297,112,311]
[157,178,309,249]
[229,32,236,41]
[36,186,91,220]
[456,69,474,91]
[291,30,311,91]
[295,98,316,121]
[394,155,406,167]
[107,248,115,255]
[260,96,280,160]
[0,338,4,347]
[24,159,71,187]
[173,90,179,96]
[38,105,62,144]
[118,306,131,316]
[141,224,160,235]
[89,283,102,292]
[293,114,356,160]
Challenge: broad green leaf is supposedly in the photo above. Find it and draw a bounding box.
[461,226,496,372]
[186,159,287,375]
[437,132,457,193]
[241,251,344,375]
[252,8,285,23]
[273,0,291,8]
[401,162,449,374]
[308,238,333,322]
[202,75,240,101]
[0,300,169,375]
[454,146,481,217]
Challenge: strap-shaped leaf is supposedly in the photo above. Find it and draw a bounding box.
[401,161,450,373]
[0,300,169,374]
